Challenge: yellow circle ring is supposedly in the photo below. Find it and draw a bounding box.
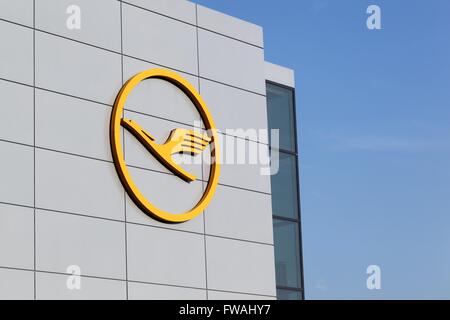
[110,68,220,223]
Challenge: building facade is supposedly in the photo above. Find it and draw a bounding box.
[0,0,303,300]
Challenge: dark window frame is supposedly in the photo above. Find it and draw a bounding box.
[266,80,305,300]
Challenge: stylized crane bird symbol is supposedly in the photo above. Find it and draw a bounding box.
[121,118,211,183]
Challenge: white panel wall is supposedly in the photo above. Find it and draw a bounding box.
[0,0,277,300]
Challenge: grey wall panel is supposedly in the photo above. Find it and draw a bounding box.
[128,282,206,300]
[200,78,268,144]
[208,290,275,300]
[206,236,276,296]
[35,89,112,161]
[35,31,122,105]
[126,195,205,235]
[198,29,265,95]
[203,134,272,194]
[123,0,196,25]
[127,223,206,288]
[35,149,124,221]
[0,80,34,145]
[265,62,295,88]
[35,209,126,280]
[0,0,34,27]
[122,3,198,75]
[36,0,121,52]
[0,141,34,207]
[0,268,34,300]
[197,5,264,48]
[0,204,34,270]
[36,272,126,300]
[0,21,33,85]
[205,184,273,244]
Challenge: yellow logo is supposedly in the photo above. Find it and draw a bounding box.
[110,68,220,223]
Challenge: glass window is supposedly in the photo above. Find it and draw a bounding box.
[273,219,302,289]
[267,81,302,300]
[277,289,302,300]
[271,152,299,219]
[267,83,296,152]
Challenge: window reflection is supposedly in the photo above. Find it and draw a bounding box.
[277,289,302,300]
[271,152,299,219]
[273,219,301,288]
[267,84,296,152]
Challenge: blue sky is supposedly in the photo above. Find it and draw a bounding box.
[195,0,450,299]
